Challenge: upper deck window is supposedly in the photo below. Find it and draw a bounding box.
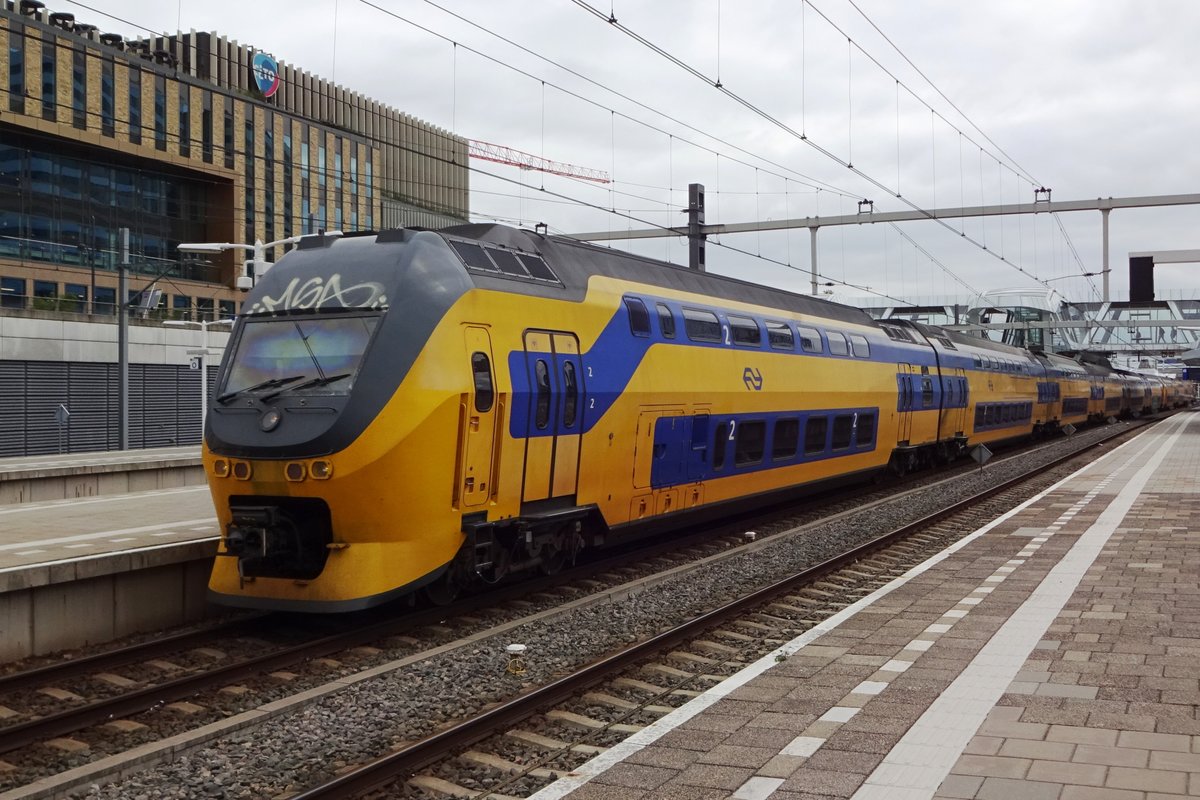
[683,308,721,342]
[728,315,761,346]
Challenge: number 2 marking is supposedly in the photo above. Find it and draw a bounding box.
[723,325,731,345]
[728,419,737,440]
[587,366,593,377]
[589,398,595,409]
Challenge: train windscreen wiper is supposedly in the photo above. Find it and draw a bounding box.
[216,375,305,405]
[260,373,352,402]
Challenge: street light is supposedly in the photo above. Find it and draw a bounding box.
[178,232,343,290]
[164,318,234,434]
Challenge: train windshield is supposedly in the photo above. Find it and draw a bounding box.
[220,314,380,402]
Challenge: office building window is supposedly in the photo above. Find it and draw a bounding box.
[282,126,293,238]
[93,286,115,315]
[63,283,88,313]
[1,276,26,309]
[172,294,192,320]
[223,103,234,169]
[101,58,115,137]
[318,143,326,188]
[41,35,55,120]
[219,299,235,319]
[244,120,255,243]
[72,47,87,129]
[334,141,342,190]
[201,91,213,163]
[196,297,214,321]
[9,22,25,114]
[364,155,372,199]
[350,154,357,196]
[178,83,190,157]
[128,66,142,144]
[264,113,275,246]
[153,75,166,150]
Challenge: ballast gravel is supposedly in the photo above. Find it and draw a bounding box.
[71,422,1135,799]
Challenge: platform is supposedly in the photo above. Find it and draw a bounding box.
[532,410,1200,800]
[0,463,219,661]
[0,445,203,505]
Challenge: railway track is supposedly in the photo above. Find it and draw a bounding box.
[290,417,1161,800]
[0,416,1160,796]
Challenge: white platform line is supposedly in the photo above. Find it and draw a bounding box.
[853,414,1191,798]
[0,518,214,552]
[0,486,208,516]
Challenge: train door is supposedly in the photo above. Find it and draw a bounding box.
[521,330,584,503]
[550,333,584,498]
[461,326,497,507]
[948,367,968,435]
[896,364,916,444]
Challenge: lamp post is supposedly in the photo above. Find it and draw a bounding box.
[163,318,234,436]
[177,232,342,290]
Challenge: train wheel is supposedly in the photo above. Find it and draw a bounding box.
[422,556,467,606]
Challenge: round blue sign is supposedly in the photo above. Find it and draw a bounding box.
[252,52,280,98]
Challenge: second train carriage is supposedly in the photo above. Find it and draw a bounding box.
[202,224,1184,612]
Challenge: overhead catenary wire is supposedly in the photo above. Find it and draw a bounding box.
[568,0,1075,296]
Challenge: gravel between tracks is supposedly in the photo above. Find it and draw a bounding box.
[70,421,1139,799]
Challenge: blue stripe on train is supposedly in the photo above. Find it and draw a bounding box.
[648,407,879,489]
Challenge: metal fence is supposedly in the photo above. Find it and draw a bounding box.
[0,359,216,456]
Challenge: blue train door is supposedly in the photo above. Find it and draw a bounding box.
[521,330,584,503]
[897,364,916,445]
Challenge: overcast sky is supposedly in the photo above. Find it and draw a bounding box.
[69,0,1200,305]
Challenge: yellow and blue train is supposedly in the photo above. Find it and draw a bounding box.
[202,224,1189,611]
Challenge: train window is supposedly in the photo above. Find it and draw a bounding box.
[562,361,578,428]
[797,326,822,353]
[831,415,853,449]
[804,416,827,454]
[625,297,651,337]
[849,334,870,358]
[489,248,531,277]
[973,355,982,368]
[734,421,765,465]
[828,332,849,356]
[657,303,676,339]
[975,406,984,427]
[471,352,494,413]
[683,308,722,342]
[766,321,794,350]
[517,253,560,282]
[921,377,934,407]
[728,315,761,346]
[713,422,729,470]
[450,240,499,272]
[534,359,551,430]
[772,418,799,460]
[857,413,876,446]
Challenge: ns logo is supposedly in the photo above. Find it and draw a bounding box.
[743,367,763,391]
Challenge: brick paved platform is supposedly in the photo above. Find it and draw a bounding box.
[532,411,1200,800]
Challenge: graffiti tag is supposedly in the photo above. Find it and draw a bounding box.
[248,274,388,314]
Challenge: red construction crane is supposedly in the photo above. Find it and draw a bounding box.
[469,140,611,184]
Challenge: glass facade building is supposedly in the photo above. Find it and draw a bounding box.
[0,1,468,318]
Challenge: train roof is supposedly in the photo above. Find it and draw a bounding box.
[438,223,874,327]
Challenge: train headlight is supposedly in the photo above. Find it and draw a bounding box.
[260,407,282,432]
[310,460,333,480]
[232,461,252,480]
[285,462,307,482]
[212,459,230,478]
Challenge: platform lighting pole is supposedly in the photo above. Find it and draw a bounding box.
[163,318,234,436]
[809,227,819,295]
[1101,208,1111,302]
[118,227,129,451]
[176,233,343,290]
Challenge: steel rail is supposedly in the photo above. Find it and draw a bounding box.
[291,416,1163,799]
